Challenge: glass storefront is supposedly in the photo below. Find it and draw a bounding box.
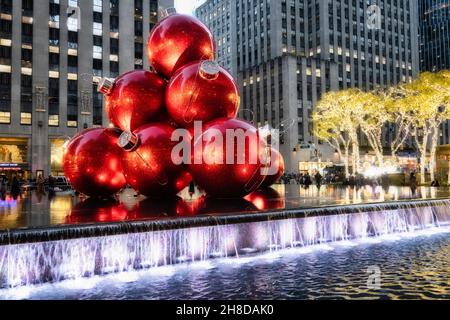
[50,138,67,176]
[299,161,333,175]
[0,137,30,180]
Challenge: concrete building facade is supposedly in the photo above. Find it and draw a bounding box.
[197,0,420,172]
[0,0,173,179]
[419,0,450,146]
[196,0,237,75]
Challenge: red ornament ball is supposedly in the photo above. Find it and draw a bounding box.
[63,128,127,198]
[189,118,267,199]
[147,13,215,79]
[260,148,285,188]
[166,60,240,129]
[100,70,166,132]
[120,123,193,198]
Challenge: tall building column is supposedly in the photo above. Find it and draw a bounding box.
[102,0,111,126]
[143,0,151,70]
[119,0,135,73]
[10,0,22,129]
[59,0,69,132]
[282,57,301,173]
[31,1,50,177]
[78,2,94,130]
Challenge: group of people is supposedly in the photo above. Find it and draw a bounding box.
[0,174,21,200]
[280,171,427,190]
[408,171,440,193]
[36,174,57,195]
[343,173,369,187]
[0,173,59,201]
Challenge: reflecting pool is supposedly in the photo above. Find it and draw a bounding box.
[1,185,450,231]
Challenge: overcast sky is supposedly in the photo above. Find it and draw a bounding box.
[175,0,204,15]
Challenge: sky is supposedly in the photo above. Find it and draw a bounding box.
[175,0,204,15]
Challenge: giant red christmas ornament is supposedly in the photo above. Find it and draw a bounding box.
[189,118,268,199]
[261,148,285,188]
[147,11,215,79]
[63,128,127,197]
[119,123,193,198]
[166,60,240,129]
[99,70,166,132]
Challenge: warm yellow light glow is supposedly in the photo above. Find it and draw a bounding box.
[68,49,78,56]
[49,46,60,54]
[21,67,32,75]
[0,65,11,73]
[22,16,33,24]
[0,39,11,46]
[49,71,60,78]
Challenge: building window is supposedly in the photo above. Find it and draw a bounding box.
[21,112,32,125]
[0,111,10,124]
[50,138,66,176]
[67,79,78,127]
[49,114,59,127]
[20,74,32,118]
[0,137,29,164]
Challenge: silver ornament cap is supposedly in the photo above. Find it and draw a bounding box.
[199,60,220,80]
[118,131,139,152]
[97,77,115,95]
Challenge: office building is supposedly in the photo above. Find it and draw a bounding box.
[419,0,450,72]
[196,0,237,75]
[197,0,420,172]
[0,0,173,178]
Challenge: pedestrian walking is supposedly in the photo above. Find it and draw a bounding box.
[11,175,20,200]
[37,174,45,194]
[0,174,8,200]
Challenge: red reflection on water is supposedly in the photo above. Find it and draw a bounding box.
[194,196,258,215]
[128,197,185,218]
[245,188,285,211]
[0,195,21,205]
[67,198,129,224]
[175,197,206,217]
[67,191,271,224]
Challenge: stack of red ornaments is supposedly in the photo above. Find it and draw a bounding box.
[63,9,285,199]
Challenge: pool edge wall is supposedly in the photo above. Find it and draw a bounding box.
[1,198,449,245]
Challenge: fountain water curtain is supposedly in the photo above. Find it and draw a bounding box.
[1,201,450,288]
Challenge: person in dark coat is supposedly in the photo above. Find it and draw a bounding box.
[48,175,56,194]
[304,173,312,188]
[0,174,8,200]
[315,172,323,189]
[410,171,418,195]
[11,175,21,200]
[189,181,196,198]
